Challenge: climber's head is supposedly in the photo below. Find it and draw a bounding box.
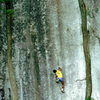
[58,67,62,71]
[53,69,57,73]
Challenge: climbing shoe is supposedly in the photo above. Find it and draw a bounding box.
[61,88,64,93]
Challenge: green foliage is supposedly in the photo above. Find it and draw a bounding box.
[0,8,14,16]
[0,0,5,2]
[95,8,99,13]
[6,9,14,15]
[0,1,14,16]
[0,0,13,3]
[85,97,91,100]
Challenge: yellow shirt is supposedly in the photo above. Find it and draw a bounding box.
[56,70,63,78]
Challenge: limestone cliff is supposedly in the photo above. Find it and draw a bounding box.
[0,0,100,100]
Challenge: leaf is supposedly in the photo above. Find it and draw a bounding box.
[6,9,14,15]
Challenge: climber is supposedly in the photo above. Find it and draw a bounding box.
[53,67,65,93]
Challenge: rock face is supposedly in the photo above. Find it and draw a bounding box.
[0,0,100,100]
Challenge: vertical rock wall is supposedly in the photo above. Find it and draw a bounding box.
[0,0,100,100]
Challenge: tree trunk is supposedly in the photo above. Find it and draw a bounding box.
[78,0,92,100]
[5,1,18,100]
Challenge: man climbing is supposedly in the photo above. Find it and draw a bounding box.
[53,67,65,93]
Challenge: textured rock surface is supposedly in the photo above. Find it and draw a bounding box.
[0,0,100,100]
